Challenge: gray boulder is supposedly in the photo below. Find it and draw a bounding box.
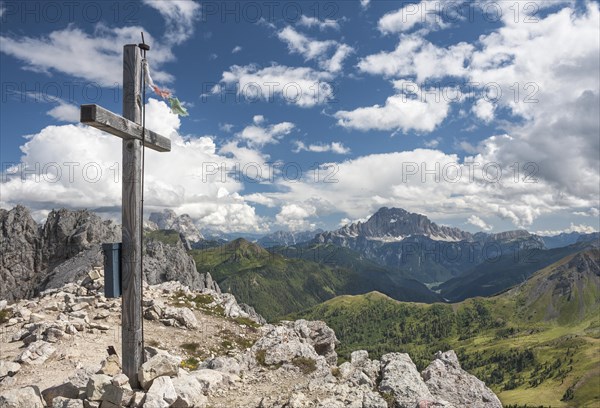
[144,376,178,408]
[288,320,339,366]
[171,374,208,407]
[41,382,79,406]
[0,386,44,408]
[138,353,181,390]
[422,351,502,408]
[379,353,434,408]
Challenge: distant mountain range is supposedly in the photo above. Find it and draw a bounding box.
[257,229,323,247]
[541,231,600,249]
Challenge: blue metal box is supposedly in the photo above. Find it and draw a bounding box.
[102,243,122,298]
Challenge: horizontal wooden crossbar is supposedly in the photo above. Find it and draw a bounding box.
[80,104,171,152]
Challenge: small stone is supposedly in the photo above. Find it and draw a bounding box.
[29,313,46,322]
[70,303,89,312]
[97,355,121,376]
[89,323,110,331]
[111,373,130,387]
[93,310,110,320]
[88,270,102,281]
[45,327,66,343]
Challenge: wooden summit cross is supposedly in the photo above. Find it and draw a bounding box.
[79,44,171,388]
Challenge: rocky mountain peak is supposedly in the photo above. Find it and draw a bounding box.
[148,209,204,243]
[328,207,472,242]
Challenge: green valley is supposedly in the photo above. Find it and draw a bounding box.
[189,238,439,321]
[290,249,600,407]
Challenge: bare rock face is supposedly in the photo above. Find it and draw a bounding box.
[143,239,217,292]
[41,209,120,271]
[422,350,503,408]
[0,206,43,301]
[288,320,339,366]
[149,210,204,243]
[0,207,119,301]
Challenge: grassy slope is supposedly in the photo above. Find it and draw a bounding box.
[292,250,600,407]
[439,243,589,302]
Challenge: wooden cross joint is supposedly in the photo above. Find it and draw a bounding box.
[80,104,171,152]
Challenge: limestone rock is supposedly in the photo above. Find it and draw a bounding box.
[16,340,56,365]
[144,376,178,408]
[422,351,503,408]
[149,210,204,243]
[252,325,320,367]
[163,306,198,329]
[0,386,44,408]
[289,320,338,366]
[52,397,84,408]
[143,240,208,292]
[96,355,121,376]
[171,374,208,407]
[0,206,43,301]
[0,361,20,381]
[41,382,79,406]
[85,374,112,401]
[138,353,181,390]
[191,369,226,393]
[379,353,433,408]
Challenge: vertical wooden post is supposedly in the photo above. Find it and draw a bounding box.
[121,44,143,389]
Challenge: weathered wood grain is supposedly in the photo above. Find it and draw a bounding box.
[121,44,143,390]
[80,104,171,152]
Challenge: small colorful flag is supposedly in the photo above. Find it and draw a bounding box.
[168,97,189,117]
[143,59,189,117]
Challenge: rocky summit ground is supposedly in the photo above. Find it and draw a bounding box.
[0,268,502,408]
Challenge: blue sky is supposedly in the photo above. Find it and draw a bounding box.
[1,0,599,235]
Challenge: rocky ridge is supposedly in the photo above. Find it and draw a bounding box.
[0,207,219,302]
[148,210,204,244]
[0,271,501,408]
[257,229,324,248]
